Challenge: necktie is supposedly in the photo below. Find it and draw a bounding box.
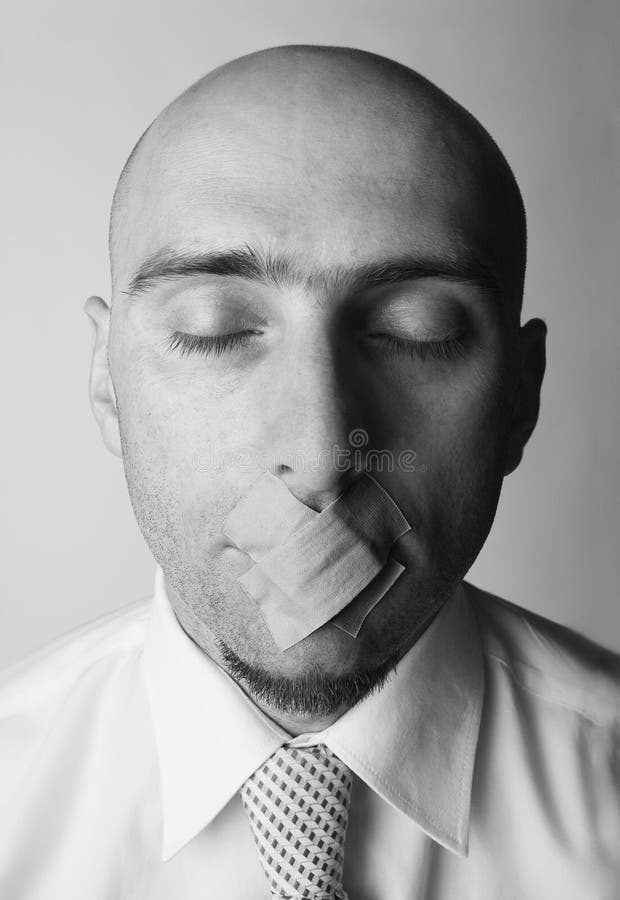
[240,744,352,899]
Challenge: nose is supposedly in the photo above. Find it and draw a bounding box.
[262,332,363,512]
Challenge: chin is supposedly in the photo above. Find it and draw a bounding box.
[218,628,402,723]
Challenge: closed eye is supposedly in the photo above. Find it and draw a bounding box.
[165,330,263,359]
[367,333,466,362]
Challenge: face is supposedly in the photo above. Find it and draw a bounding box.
[89,55,541,726]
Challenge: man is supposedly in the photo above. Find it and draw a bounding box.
[0,45,618,899]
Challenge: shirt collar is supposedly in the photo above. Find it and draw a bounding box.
[142,566,484,862]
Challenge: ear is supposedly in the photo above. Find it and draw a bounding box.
[503,317,547,476]
[84,295,122,459]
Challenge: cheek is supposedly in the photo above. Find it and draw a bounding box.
[428,383,508,555]
[116,345,237,466]
[375,354,506,460]
[113,352,258,548]
[376,363,508,532]
[428,379,508,508]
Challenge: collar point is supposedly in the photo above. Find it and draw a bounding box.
[439,826,470,859]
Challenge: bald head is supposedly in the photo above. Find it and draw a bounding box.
[109,45,526,322]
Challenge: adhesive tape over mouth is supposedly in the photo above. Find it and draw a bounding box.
[222,471,411,650]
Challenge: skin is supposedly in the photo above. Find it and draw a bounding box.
[86,46,546,735]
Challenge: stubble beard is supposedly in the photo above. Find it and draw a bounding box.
[217,637,405,721]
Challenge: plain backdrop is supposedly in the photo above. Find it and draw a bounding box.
[1,0,619,668]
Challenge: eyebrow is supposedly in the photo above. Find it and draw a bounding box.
[122,243,500,298]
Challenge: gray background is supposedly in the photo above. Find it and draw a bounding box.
[2,0,619,668]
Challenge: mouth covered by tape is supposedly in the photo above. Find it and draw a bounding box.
[222,471,411,650]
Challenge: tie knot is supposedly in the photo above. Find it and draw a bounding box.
[241,744,352,898]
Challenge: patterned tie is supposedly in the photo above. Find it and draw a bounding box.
[240,744,352,899]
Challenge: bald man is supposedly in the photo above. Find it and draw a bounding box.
[1,46,618,899]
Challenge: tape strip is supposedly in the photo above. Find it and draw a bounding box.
[223,471,411,650]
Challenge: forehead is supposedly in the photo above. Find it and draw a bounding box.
[116,81,497,291]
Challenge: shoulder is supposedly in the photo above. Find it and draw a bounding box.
[0,596,152,719]
[463,579,620,729]
[0,594,156,831]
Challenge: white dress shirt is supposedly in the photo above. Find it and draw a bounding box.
[0,567,618,899]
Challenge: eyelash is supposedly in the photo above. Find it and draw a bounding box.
[165,330,262,358]
[165,330,466,362]
[369,333,466,362]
